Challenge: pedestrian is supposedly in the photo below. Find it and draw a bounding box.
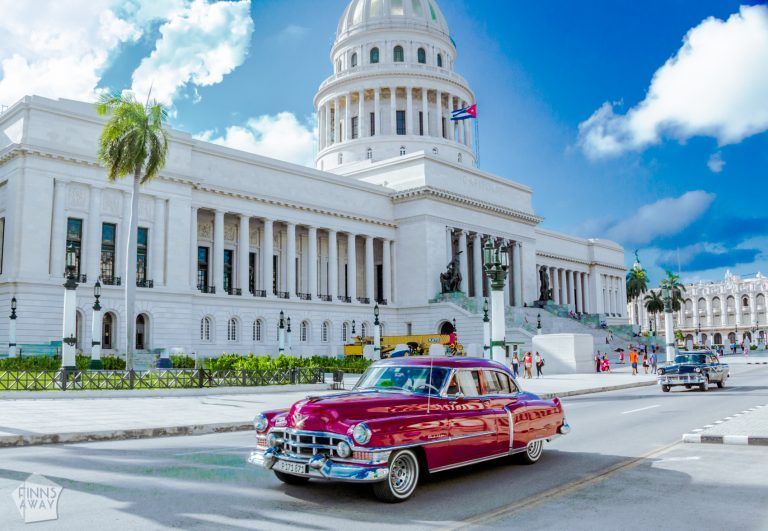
[629,348,638,375]
[524,352,533,379]
[642,353,649,374]
[511,353,520,379]
[650,352,657,374]
[535,352,544,378]
[618,350,625,364]
[595,352,602,373]
[601,354,611,373]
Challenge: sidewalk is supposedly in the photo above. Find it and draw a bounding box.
[0,370,655,448]
[683,404,768,446]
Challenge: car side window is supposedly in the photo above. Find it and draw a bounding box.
[482,370,501,394]
[456,370,481,396]
[495,371,519,394]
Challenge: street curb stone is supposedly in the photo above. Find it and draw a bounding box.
[540,380,656,399]
[683,403,768,445]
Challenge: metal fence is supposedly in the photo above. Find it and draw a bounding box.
[0,367,325,391]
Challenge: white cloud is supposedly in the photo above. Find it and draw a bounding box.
[602,190,716,246]
[707,151,725,173]
[579,5,768,159]
[196,112,317,167]
[277,24,309,42]
[0,0,141,105]
[131,0,254,105]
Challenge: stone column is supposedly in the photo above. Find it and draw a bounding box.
[373,88,381,136]
[421,87,429,136]
[575,271,583,313]
[447,95,455,141]
[347,233,357,301]
[436,90,442,138]
[189,207,198,289]
[382,239,392,303]
[323,102,330,147]
[333,98,340,143]
[344,93,351,141]
[328,229,338,299]
[308,226,318,297]
[238,214,250,295]
[446,227,453,263]
[706,298,713,327]
[286,222,296,298]
[365,236,374,302]
[515,242,524,306]
[583,273,591,313]
[458,230,468,294]
[389,87,397,135]
[472,233,483,299]
[61,279,77,370]
[503,244,511,305]
[263,219,274,296]
[751,293,758,326]
[358,90,366,137]
[406,86,413,135]
[213,210,224,292]
[552,267,560,304]
[86,187,102,282]
[50,181,68,277]
[152,197,165,285]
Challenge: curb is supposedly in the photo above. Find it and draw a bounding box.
[746,362,768,365]
[540,380,656,399]
[681,434,768,446]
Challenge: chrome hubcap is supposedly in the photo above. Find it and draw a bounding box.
[389,453,417,496]
[527,440,543,460]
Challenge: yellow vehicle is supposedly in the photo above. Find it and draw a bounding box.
[343,333,464,357]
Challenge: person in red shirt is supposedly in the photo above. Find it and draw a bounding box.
[629,349,639,375]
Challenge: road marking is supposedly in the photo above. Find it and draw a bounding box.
[621,404,660,415]
[658,456,700,462]
[451,442,679,530]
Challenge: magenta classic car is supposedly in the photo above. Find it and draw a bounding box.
[247,357,569,502]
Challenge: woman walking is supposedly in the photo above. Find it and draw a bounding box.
[535,352,544,378]
[524,352,533,379]
[511,353,520,379]
[642,353,649,374]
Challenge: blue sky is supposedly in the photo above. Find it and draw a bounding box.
[1,0,766,287]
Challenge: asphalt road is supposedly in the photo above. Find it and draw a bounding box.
[0,365,766,530]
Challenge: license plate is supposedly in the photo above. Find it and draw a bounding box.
[275,460,307,475]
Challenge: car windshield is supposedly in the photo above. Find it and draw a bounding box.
[674,354,707,364]
[354,366,451,396]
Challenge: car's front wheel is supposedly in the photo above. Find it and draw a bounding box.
[699,381,709,392]
[716,379,725,388]
[373,449,420,503]
[662,385,671,392]
[516,440,544,465]
[274,471,310,485]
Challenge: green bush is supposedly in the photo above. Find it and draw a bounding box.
[751,344,758,351]
[203,354,372,373]
[170,355,196,368]
[0,355,127,371]
[100,356,126,370]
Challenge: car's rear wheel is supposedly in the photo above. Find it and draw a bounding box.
[662,385,671,393]
[274,471,310,485]
[716,379,725,388]
[684,385,692,389]
[699,382,708,392]
[373,449,420,503]
[516,440,544,465]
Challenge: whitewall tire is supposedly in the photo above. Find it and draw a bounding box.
[373,449,420,502]
[516,440,544,465]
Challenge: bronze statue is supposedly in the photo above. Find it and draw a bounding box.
[538,265,551,302]
[440,252,463,293]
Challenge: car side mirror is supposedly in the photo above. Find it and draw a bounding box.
[451,392,465,401]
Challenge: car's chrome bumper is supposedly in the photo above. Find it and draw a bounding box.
[247,448,389,482]
[658,374,705,385]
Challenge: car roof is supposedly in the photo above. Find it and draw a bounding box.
[373,357,508,370]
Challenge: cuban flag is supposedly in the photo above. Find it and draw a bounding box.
[451,104,477,121]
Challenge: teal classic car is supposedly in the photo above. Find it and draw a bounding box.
[657,352,729,392]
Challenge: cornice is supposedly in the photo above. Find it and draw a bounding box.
[537,251,626,272]
[391,185,543,226]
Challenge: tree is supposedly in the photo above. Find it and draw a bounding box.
[644,291,664,315]
[625,251,649,301]
[96,93,168,370]
[660,270,686,312]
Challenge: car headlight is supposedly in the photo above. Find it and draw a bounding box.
[336,441,352,458]
[253,413,268,433]
[694,368,702,373]
[267,432,280,448]
[352,423,372,445]
[658,369,664,375]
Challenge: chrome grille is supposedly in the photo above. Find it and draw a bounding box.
[282,429,346,459]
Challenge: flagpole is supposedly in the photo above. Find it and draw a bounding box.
[474,117,480,167]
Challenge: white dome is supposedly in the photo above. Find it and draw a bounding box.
[337,0,450,39]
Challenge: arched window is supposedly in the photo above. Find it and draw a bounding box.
[366,147,373,159]
[322,321,330,342]
[457,153,463,163]
[253,319,263,342]
[437,53,443,67]
[227,318,238,342]
[742,296,749,307]
[200,317,211,341]
[361,322,369,337]
[432,147,438,155]
[342,322,349,342]
[135,314,148,350]
[300,320,310,342]
[400,146,406,156]
[102,312,114,350]
[417,47,426,64]
[351,52,358,68]
[370,47,379,64]
[393,45,404,62]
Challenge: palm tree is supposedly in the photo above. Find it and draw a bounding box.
[96,93,168,370]
[626,251,648,326]
[644,291,664,315]
[660,270,686,312]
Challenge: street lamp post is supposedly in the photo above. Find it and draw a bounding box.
[695,324,701,349]
[90,280,103,370]
[278,310,285,356]
[482,299,490,358]
[537,313,542,335]
[62,245,79,370]
[661,285,675,363]
[483,240,509,363]
[373,304,381,359]
[286,317,292,355]
[8,296,17,358]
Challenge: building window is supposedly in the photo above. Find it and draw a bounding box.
[223,249,233,294]
[370,47,379,64]
[136,227,148,283]
[253,319,263,342]
[336,59,341,73]
[361,322,369,337]
[102,312,114,349]
[442,117,446,138]
[351,116,359,139]
[228,318,238,342]
[338,153,343,165]
[458,153,463,163]
[351,52,358,67]
[417,47,426,64]
[391,0,404,16]
[342,322,349,342]
[366,147,373,159]
[437,53,443,67]
[419,111,424,135]
[400,146,406,156]
[432,147,438,155]
[135,314,147,350]
[369,112,376,136]
[100,222,116,281]
[66,218,83,276]
[197,246,209,290]
[300,320,309,342]
[249,252,256,294]
[394,45,404,62]
[396,110,406,135]
[322,321,330,342]
[200,317,211,341]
